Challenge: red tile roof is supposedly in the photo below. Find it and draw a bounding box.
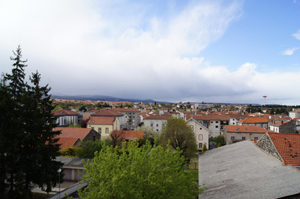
[111,130,144,140]
[226,125,275,133]
[57,137,80,149]
[55,127,93,141]
[87,117,116,125]
[112,108,140,113]
[91,109,124,117]
[268,133,300,166]
[238,117,268,124]
[53,109,78,116]
[144,115,172,120]
[270,121,291,127]
[186,114,230,121]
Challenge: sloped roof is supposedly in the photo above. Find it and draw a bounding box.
[91,109,124,117]
[111,130,144,140]
[55,127,92,141]
[143,115,172,120]
[225,125,275,133]
[270,121,292,127]
[113,108,140,113]
[269,133,300,166]
[199,141,300,199]
[57,137,80,149]
[238,117,268,124]
[53,109,78,116]
[87,117,116,125]
[186,114,230,121]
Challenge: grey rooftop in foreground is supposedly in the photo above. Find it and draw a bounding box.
[56,156,91,168]
[199,141,300,199]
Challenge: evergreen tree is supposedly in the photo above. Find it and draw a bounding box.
[0,46,63,198]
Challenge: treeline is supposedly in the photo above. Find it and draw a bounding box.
[245,104,300,115]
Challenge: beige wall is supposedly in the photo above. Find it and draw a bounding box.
[187,119,210,150]
[224,132,265,144]
[88,118,120,140]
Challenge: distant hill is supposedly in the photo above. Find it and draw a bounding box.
[51,94,157,103]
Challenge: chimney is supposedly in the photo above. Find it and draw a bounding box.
[281,121,283,125]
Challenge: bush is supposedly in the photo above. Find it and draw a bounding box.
[75,139,112,158]
[59,146,77,157]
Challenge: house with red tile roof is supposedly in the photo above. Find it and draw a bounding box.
[289,109,300,119]
[87,117,120,140]
[54,127,100,149]
[224,125,276,144]
[53,109,79,127]
[238,116,269,129]
[257,133,300,167]
[185,114,230,138]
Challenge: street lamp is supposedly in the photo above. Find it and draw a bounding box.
[57,168,62,199]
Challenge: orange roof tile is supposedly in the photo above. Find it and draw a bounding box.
[87,117,116,125]
[53,109,78,116]
[111,130,144,140]
[268,133,300,166]
[57,137,80,149]
[55,127,93,141]
[238,117,268,124]
[226,125,275,133]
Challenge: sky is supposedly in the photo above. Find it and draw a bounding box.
[0,0,300,104]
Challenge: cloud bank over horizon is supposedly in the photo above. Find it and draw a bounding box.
[1,0,300,105]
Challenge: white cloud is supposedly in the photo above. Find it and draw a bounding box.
[2,1,300,104]
[293,30,300,40]
[282,47,299,55]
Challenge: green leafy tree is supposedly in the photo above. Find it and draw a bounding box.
[211,135,226,146]
[159,117,197,163]
[0,46,63,198]
[75,139,112,158]
[78,141,205,199]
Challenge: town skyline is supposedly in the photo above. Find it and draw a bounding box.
[1,0,300,104]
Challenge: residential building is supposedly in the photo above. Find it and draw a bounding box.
[53,110,79,127]
[186,117,210,150]
[238,117,269,129]
[269,121,296,133]
[55,127,100,149]
[224,125,275,144]
[113,108,141,130]
[111,130,145,141]
[143,115,172,134]
[289,109,300,119]
[91,109,125,129]
[87,117,120,140]
[186,114,230,138]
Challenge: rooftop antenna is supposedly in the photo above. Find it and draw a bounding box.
[263,96,267,106]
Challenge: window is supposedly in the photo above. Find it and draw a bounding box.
[198,134,203,141]
[215,126,218,128]
[216,121,219,123]
[93,136,96,141]
[231,136,235,140]
[190,125,194,130]
[200,128,202,130]
[210,121,213,123]
[254,137,258,140]
[156,129,159,132]
[156,124,159,127]
[98,128,101,134]
[242,137,246,140]
[199,143,203,148]
[105,128,109,135]
[151,124,153,127]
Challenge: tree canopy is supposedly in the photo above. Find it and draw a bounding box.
[0,46,62,198]
[159,117,197,162]
[78,141,204,199]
